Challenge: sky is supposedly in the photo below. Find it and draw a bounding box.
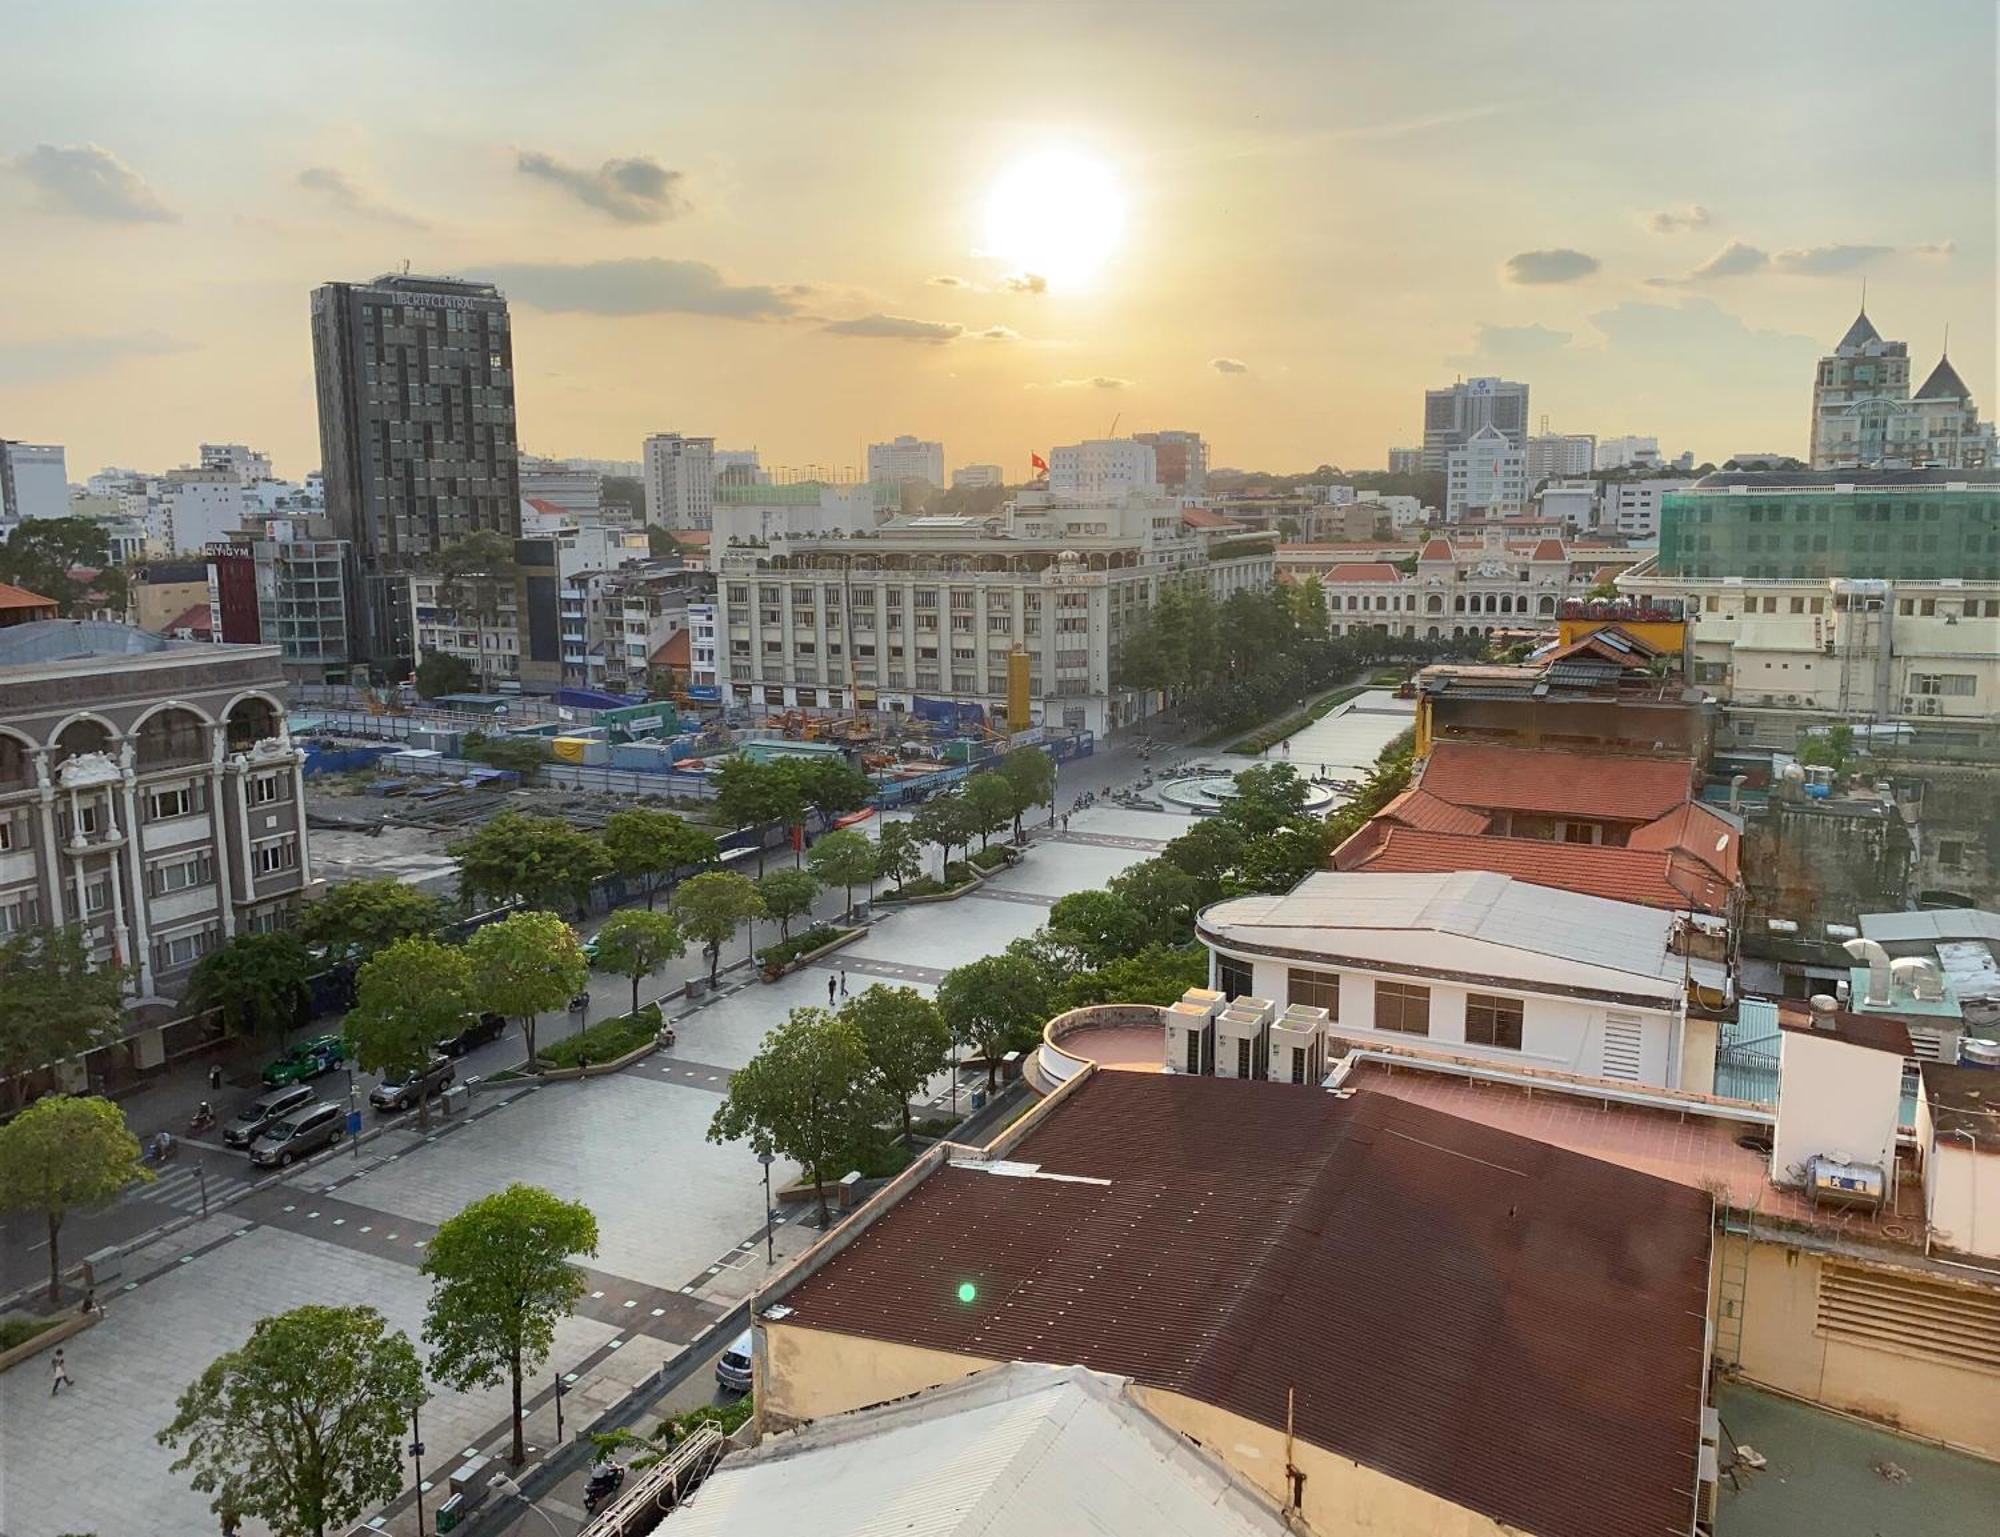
[0,0,1992,482]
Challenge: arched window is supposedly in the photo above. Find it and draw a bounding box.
[137,708,210,771]
[225,697,281,754]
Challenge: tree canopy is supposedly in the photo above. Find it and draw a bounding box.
[842,985,951,1147]
[708,1006,890,1227]
[343,937,472,1129]
[187,932,313,1040]
[422,1184,599,1467]
[158,1304,423,1537]
[960,771,1015,851]
[936,949,1053,1088]
[601,807,715,909]
[591,907,685,1016]
[413,653,476,700]
[0,1094,148,1301]
[872,821,923,894]
[755,867,819,940]
[0,517,117,617]
[450,811,609,915]
[298,878,450,961]
[996,747,1057,839]
[463,910,587,1066]
[0,925,127,1104]
[671,870,766,985]
[807,827,877,915]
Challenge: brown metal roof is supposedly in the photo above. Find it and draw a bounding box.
[1777,1005,1914,1057]
[777,1072,1712,1537]
[1921,1064,2000,1152]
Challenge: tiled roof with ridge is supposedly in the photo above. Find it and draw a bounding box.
[1415,741,1694,823]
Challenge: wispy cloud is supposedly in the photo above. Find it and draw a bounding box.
[822,313,963,343]
[1456,323,1574,365]
[976,325,1021,342]
[515,151,688,223]
[1772,243,1893,275]
[478,258,805,318]
[9,143,176,222]
[1653,238,1898,285]
[1001,273,1047,294]
[1211,357,1250,374]
[0,331,193,386]
[928,274,971,287]
[1645,204,1711,234]
[297,166,425,228]
[1649,238,1769,285]
[1503,248,1599,285]
[1914,240,1957,259]
[1047,375,1130,391]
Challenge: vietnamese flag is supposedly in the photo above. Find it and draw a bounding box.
[1031,452,1048,473]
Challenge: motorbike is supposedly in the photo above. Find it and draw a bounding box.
[583,1463,626,1514]
[568,992,591,1014]
[188,1103,216,1135]
[144,1132,177,1166]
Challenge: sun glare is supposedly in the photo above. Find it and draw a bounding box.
[983,150,1125,290]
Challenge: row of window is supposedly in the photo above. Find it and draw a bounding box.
[1215,961,1529,1050]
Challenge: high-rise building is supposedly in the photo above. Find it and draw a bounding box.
[1134,430,1209,495]
[1047,438,1158,502]
[867,435,945,488]
[149,470,248,555]
[199,443,273,484]
[1595,435,1667,471]
[951,464,1004,490]
[310,273,521,666]
[0,441,70,523]
[1421,378,1528,472]
[1810,306,1994,470]
[1444,426,1527,521]
[1524,432,1596,484]
[1386,447,1423,476]
[643,433,717,530]
[715,449,770,487]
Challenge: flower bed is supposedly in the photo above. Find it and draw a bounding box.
[966,844,1017,871]
[536,1004,662,1070]
[756,925,850,972]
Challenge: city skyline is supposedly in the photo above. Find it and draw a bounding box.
[0,1,1992,480]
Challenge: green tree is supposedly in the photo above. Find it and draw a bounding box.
[708,1006,890,1227]
[996,747,1057,839]
[459,732,553,785]
[0,1094,149,1302]
[1054,944,1210,1010]
[158,1304,423,1537]
[1321,734,1414,851]
[464,910,588,1068]
[937,950,1052,1089]
[1219,763,1313,838]
[1107,858,1203,943]
[0,517,115,616]
[187,932,312,1040]
[1226,824,1331,896]
[413,653,476,700]
[422,1184,599,1468]
[842,985,951,1148]
[712,758,788,874]
[0,926,127,1106]
[1160,818,1249,910]
[785,756,873,838]
[807,827,877,916]
[1799,723,1857,779]
[911,795,973,876]
[343,938,472,1130]
[873,821,923,895]
[298,878,451,961]
[592,908,685,1016]
[645,525,683,561]
[1046,889,1149,968]
[960,771,1015,852]
[671,870,766,985]
[602,807,716,909]
[431,531,518,629]
[756,868,819,940]
[449,811,609,915]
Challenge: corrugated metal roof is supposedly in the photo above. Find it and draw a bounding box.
[777,1074,1712,1537]
[672,1363,1291,1536]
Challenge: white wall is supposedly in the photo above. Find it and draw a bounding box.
[1213,946,1682,1088]
[1924,1143,2000,1261]
[1772,1029,1902,1188]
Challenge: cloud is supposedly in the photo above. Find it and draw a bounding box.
[9,142,176,222]
[1914,240,1957,259]
[1002,272,1048,294]
[0,331,193,387]
[297,165,425,228]
[1771,243,1893,275]
[1645,204,1711,233]
[1502,248,1600,285]
[928,274,971,287]
[478,258,805,318]
[975,325,1020,341]
[1461,323,1574,362]
[514,151,688,223]
[1650,238,1771,284]
[821,313,963,343]
[1211,357,1250,374]
[1049,375,1130,390]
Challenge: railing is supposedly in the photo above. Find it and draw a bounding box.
[576,1423,727,1537]
[1039,1003,1166,1085]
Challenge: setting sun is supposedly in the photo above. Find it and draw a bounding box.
[983,149,1125,290]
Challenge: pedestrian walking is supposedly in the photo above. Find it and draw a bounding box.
[828,975,837,1006]
[839,970,849,997]
[207,1064,223,1092]
[50,1348,72,1395]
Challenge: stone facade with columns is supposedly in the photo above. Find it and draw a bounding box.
[0,622,309,1031]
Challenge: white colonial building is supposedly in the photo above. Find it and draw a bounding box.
[1307,528,1590,643]
[1047,438,1158,503]
[1445,425,1528,522]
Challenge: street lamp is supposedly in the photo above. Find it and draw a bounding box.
[488,1472,565,1537]
[409,1401,428,1537]
[758,1150,775,1264]
[554,1369,565,1442]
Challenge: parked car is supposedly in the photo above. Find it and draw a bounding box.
[248,1101,344,1167]
[436,1012,507,1058]
[261,1034,350,1087]
[715,1329,753,1393]
[223,1083,315,1149]
[369,1057,454,1113]
[581,935,602,966]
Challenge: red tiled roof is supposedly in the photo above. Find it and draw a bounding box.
[525,497,568,517]
[1627,801,1741,883]
[1416,742,1694,824]
[776,1071,1712,1537]
[1418,537,1454,561]
[651,629,691,669]
[673,529,712,546]
[1530,538,1567,561]
[1322,562,1401,583]
[1180,507,1242,528]
[165,603,213,634]
[0,582,58,612]
[1375,786,1490,835]
[1335,825,1729,911]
